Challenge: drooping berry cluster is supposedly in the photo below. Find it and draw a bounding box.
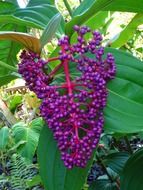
[18,25,116,169]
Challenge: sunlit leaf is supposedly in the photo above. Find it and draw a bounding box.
[12,118,44,162]
[111,14,143,48]
[0,32,41,53]
[67,0,143,37]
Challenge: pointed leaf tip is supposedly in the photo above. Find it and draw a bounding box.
[40,13,62,48]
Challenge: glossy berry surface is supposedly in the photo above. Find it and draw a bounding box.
[18,25,116,169]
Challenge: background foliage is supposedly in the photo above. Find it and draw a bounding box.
[0,0,143,190]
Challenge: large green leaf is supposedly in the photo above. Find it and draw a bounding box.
[111,14,143,48]
[66,0,143,37]
[104,152,129,175]
[12,118,43,162]
[73,0,143,17]
[121,148,143,190]
[0,126,9,150]
[14,2,64,32]
[104,48,143,133]
[37,124,94,190]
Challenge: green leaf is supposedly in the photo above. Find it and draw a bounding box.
[73,0,143,17]
[121,148,143,190]
[40,13,62,48]
[49,0,55,4]
[0,60,17,72]
[0,126,9,150]
[66,0,113,37]
[103,0,143,13]
[0,1,17,14]
[14,2,64,32]
[66,0,143,37]
[8,140,26,154]
[5,0,19,7]
[0,73,18,86]
[104,48,143,133]
[9,94,22,112]
[27,0,53,6]
[89,179,117,190]
[27,175,42,188]
[0,31,41,53]
[12,118,43,162]
[111,14,143,48]
[104,152,129,175]
[73,0,95,17]
[85,11,110,30]
[37,124,94,190]
[0,15,42,29]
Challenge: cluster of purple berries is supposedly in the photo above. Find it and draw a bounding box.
[18,25,116,169]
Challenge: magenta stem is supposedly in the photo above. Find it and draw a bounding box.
[47,57,59,62]
[62,45,73,95]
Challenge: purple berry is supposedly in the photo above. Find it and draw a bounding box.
[18,25,116,169]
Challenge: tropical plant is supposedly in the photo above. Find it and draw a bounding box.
[0,117,43,189]
[0,0,143,190]
[0,153,42,190]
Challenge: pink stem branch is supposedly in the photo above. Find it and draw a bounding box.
[47,57,59,62]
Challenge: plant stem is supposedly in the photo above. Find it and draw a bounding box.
[47,57,59,62]
[61,45,73,95]
[63,0,73,17]
[63,59,72,94]
[124,136,133,154]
